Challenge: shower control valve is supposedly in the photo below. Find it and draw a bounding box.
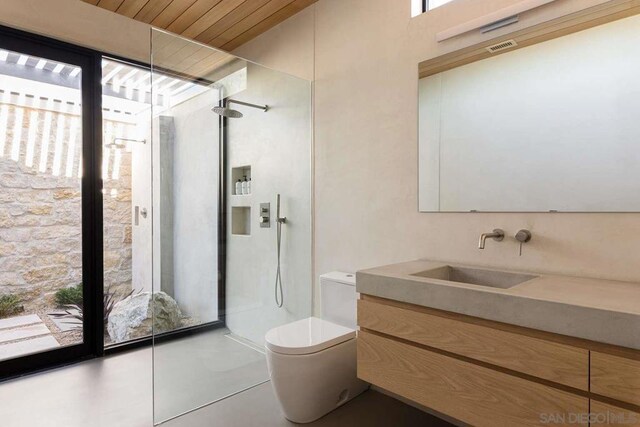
[259,203,271,228]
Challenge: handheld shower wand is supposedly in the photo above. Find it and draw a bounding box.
[274,194,287,308]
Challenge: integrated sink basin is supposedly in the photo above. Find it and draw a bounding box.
[411,265,538,289]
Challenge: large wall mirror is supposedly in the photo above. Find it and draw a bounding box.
[418,12,640,212]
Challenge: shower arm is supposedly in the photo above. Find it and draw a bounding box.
[227,99,269,112]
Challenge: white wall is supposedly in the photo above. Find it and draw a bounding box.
[225,62,312,345]
[419,13,640,212]
[238,0,640,315]
[162,90,220,323]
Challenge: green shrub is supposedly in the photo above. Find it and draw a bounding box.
[0,294,24,318]
[55,284,83,307]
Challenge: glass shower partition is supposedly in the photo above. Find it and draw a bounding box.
[150,29,312,424]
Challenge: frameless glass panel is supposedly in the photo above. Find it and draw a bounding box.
[0,48,83,361]
[101,58,153,348]
[151,29,312,424]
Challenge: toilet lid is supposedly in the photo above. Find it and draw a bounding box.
[265,317,356,355]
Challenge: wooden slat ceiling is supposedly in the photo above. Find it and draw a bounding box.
[81,0,317,52]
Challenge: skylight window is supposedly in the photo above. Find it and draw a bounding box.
[411,0,456,17]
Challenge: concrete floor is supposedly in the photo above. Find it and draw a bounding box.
[0,330,451,427]
[163,382,452,427]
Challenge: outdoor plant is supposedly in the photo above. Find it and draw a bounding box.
[54,284,83,307]
[0,294,24,318]
[51,286,134,326]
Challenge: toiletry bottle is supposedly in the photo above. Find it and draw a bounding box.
[242,176,248,195]
[235,179,242,195]
[247,178,251,194]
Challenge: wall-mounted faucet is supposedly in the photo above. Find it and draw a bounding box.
[478,229,504,249]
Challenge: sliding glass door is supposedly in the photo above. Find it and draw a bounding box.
[0,28,100,377]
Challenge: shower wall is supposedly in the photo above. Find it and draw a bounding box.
[153,89,220,324]
[225,62,312,345]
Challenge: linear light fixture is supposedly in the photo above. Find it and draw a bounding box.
[69,67,81,78]
[436,0,556,42]
[35,59,47,70]
[17,55,28,66]
[52,63,65,74]
[0,50,8,61]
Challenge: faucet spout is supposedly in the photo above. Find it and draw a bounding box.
[478,229,505,249]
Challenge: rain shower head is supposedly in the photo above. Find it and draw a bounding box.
[211,99,268,119]
[212,106,244,118]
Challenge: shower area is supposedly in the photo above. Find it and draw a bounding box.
[149,29,312,424]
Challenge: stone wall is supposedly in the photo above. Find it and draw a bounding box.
[0,104,132,310]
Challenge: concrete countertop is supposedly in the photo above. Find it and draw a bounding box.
[356,259,640,350]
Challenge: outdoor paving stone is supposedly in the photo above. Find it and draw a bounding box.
[0,323,50,344]
[0,314,42,330]
[0,335,59,361]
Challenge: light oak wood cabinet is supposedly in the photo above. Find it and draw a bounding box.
[358,330,588,427]
[590,401,640,427]
[591,352,640,407]
[357,295,640,426]
[358,298,588,390]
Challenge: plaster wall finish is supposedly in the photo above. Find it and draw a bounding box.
[225,62,312,345]
[0,0,149,63]
[237,0,640,314]
[160,91,220,323]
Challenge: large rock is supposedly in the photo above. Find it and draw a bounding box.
[107,291,182,343]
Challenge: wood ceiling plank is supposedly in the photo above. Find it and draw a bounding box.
[222,0,316,51]
[180,0,246,39]
[116,0,150,18]
[166,0,223,34]
[97,0,126,12]
[185,53,235,80]
[84,0,317,52]
[151,0,199,28]
[195,0,271,44]
[134,0,173,23]
[209,0,295,48]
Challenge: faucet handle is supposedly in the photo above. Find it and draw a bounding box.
[515,229,532,256]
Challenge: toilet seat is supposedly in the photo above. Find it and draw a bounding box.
[265,317,355,355]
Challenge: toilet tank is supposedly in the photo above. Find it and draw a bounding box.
[320,272,357,329]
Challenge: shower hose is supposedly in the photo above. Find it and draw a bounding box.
[275,219,284,308]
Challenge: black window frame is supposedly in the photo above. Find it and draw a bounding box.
[0,24,226,381]
[0,24,103,379]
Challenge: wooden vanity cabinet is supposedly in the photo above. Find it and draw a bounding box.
[591,352,640,407]
[357,295,640,427]
[590,400,640,427]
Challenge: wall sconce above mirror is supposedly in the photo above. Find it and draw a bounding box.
[418,2,640,212]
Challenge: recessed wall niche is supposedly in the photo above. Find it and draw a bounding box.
[231,165,251,195]
[231,206,251,236]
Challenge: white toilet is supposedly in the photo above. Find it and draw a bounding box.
[265,272,369,423]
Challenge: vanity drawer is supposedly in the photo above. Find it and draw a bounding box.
[591,352,640,406]
[357,298,588,390]
[357,331,588,426]
[590,400,640,427]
